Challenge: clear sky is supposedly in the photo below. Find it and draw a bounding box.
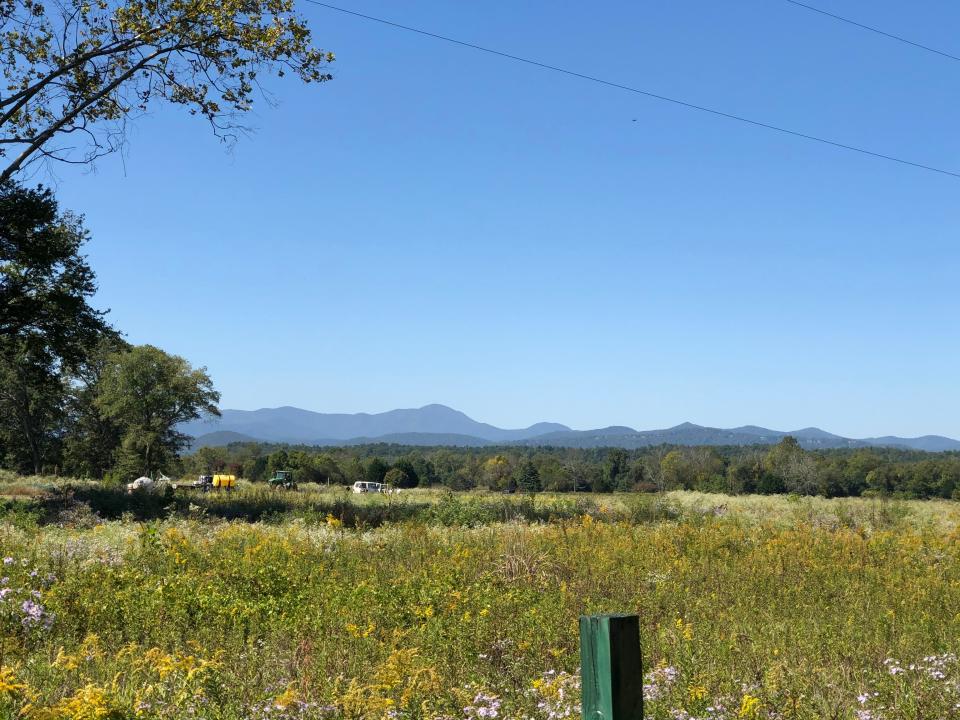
[42,0,960,438]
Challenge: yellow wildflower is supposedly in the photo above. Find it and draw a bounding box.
[0,667,27,699]
[738,694,761,718]
[26,684,121,720]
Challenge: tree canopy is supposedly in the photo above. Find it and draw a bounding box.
[96,344,220,475]
[0,0,334,180]
[177,437,960,501]
[0,182,109,361]
[0,181,113,473]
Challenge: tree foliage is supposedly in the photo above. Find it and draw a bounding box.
[0,181,109,358]
[95,344,220,475]
[61,335,131,477]
[0,181,112,473]
[0,0,334,180]
[382,466,411,489]
[178,438,960,500]
[0,340,65,473]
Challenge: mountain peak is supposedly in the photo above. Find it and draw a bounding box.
[670,422,704,431]
[788,427,843,440]
[417,403,457,412]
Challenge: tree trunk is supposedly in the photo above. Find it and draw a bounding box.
[27,432,41,476]
[10,383,42,475]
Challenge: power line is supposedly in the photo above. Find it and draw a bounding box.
[306,1,960,180]
[783,0,960,63]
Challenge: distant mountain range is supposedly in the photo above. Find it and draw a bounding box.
[180,404,960,452]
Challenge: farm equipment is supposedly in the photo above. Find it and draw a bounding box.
[192,475,214,491]
[269,470,297,490]
[175,474,235,492]
[126,476,155,493]
[126,473,173,494]
[213,474,236,490]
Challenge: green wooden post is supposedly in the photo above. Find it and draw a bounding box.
[579,614,643,720]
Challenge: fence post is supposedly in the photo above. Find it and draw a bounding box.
[579,614,643,720]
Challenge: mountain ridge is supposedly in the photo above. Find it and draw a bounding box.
[181,404,569,445]
[181,405,960,452]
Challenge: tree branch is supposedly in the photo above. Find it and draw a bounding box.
[0,33,150,124]
[1,43,191,181]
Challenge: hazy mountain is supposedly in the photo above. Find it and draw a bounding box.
[336,433,492,447]
[189,431,260,449]
[181,404,568,445]
[515,423,868,449]
[863,435,960,452]
[789,427,848,441]
[729,426,845,442]
[183,406,960,453]
[515,424,960,451]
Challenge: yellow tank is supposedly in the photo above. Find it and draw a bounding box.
[212,474,236,488]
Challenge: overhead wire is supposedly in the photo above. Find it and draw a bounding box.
[782,0,960,64]
[305,1,960,180]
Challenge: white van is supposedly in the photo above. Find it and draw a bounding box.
[351,481,385,494]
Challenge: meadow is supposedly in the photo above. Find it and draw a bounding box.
[0,477,957,719]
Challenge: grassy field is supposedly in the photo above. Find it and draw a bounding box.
[0,476,957,719]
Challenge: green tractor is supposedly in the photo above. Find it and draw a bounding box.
[269,469,297,490]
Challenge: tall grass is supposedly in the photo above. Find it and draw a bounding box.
[0,479,956,718]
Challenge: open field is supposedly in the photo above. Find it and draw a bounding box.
[0,477,957,719]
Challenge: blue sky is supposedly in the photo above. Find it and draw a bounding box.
[45,0,960,437]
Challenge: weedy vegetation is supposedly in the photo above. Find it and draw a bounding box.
[0,477,956,719]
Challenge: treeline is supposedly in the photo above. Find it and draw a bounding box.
[186,438,960,500]
[0,183,219,479]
